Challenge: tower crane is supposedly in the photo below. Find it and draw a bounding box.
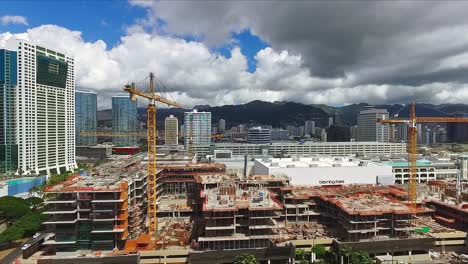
[124,73,183,235]
[378,101,468,208]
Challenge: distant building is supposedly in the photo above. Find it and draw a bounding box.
[248,127,271,144]
[270,129,289,141]
[165,115,178,145]
[357,108,389,142]
[334,111,342,125]
[112,95,138,147]
[192,142,407,158]
[350,125,358,141]
[327,125,351,142]
[254,157,393,186]
[75,90,97,146]
[388,124,397,142]
[219,119,226,133]
[238,124,246,133]
[448,113,468,143]
[1,39,76,175]
[305,120,315,136]
[180,124,185,137]
[328,117,334,127]
[299,126,305,137]
[459,154,468,179]
[320,128,327,142]
[397,123,409,142]
[184,110,211,148]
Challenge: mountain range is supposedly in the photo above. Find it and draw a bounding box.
[97,100,468,129]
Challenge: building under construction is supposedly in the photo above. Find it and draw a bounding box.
[37,155,467,263]
[198,183,284,251]
[42,157,147,251]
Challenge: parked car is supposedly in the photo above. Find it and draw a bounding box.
[33,232,41,239]
[21,244,31,250]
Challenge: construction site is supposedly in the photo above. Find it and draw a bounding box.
[31,154,465,261]
[26,78,467,263]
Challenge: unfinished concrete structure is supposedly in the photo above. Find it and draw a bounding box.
[199,183,284,251]
[279,185,435,241]
[42,158,147,251]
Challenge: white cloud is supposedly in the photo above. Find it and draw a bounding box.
[1,15,28,26]
[1,24,468,109]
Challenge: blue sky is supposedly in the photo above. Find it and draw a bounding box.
[0,1,267,72]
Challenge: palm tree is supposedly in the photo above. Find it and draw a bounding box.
[233,254,257,264]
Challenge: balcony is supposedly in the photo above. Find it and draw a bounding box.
[43,215,78,224]
[91,224,127,233]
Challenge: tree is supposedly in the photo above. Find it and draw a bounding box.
[25,197,44,209]
[234,254,257,264]
[312,244,327,259]
[296,248,311,264]
[0,226,24,244]
[0,196,30,219]
[29,185,43,198]
[340,245,373,264]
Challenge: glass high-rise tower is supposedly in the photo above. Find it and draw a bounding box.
[112,95,138,147]
[75,90,97,146]
[0,49,18,174]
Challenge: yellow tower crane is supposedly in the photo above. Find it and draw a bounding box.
[378,101,468,208]
[124,73,182,235]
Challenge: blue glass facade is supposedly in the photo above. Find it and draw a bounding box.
[0,49,18,174]
[112,95,138,147]
[75,90,97,146]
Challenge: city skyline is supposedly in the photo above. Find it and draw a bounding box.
[2,2,468,108]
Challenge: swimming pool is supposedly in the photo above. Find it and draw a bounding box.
[0,176,46,197]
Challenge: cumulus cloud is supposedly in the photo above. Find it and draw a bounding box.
[1,15,28,26]
[1,20,468,109]
[129,1,468,103]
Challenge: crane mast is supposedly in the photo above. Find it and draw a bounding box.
[124,73,182,235]
[147,73,157,235]
[408,102,417,207]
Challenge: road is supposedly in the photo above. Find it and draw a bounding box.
[0,233,49,264]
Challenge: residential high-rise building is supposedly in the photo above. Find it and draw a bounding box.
[180,124,185,137]
[247,127,271,144]
[165,115,178,145]
[75,90,97,146]
[447,113,468,143]
[219,119,226,133]
[3,39,76,175]
[334,111,342,125]
[397,123,409,142]
[350,125,358,141]
[357,108,389,142]
[299,126,305,137]
[321,128,327,142]
[0,48,18,174]
[112,95,138,147]
[304,120,315,136]
[328,117,334,127]
[184,110,211,148]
